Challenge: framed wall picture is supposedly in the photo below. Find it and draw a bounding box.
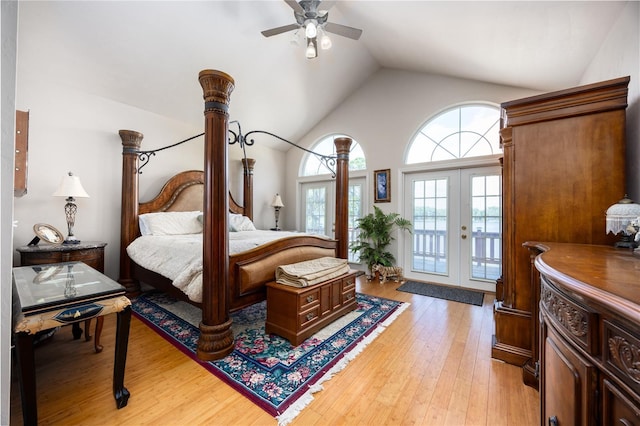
[374,169,391,203]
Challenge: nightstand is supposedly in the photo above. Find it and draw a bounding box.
[16,241,107,351]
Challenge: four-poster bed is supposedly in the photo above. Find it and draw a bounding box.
[118,69,352,360]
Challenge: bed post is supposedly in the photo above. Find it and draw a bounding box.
[118,130,144,296]
[197,70,235,360]
[241,158,255,221]
[334,137,351,260]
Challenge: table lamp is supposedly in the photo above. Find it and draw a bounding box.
[271,194,284,231]
[606,195,640,248]
[52,172,89,244]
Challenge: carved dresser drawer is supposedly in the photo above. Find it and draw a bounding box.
[540,275,599,355]
[265,270,359,346]
[604,320,640,397]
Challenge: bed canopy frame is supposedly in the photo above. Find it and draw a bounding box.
[118,69,352,360]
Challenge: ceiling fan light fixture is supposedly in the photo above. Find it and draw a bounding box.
[305,38,317,59]
[261,0,363,59]
[305,21,317,38]
[319,30,332,50]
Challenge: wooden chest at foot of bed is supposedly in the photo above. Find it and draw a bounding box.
[265,270,358,346]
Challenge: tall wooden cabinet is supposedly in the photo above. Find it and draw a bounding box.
[492,76,629,388]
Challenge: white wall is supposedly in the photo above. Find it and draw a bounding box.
[580,0,640,200]
[13,72,285,280]
[1,2,18,422]
[284,69,540,268]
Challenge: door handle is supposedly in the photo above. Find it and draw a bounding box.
[461,234,467,239]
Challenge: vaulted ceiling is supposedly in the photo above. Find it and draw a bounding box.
[17,1,628,148]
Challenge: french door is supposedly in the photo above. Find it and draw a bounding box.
[403,166,501,292]
[300,177,366,263]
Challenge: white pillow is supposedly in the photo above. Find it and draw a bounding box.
[229,213,256,232]
[139,211,203,236]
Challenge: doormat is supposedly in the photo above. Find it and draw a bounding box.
[396,281,484,306]
[131,291,408,425]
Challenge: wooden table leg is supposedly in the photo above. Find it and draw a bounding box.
[84,319,92,341]
[14,332,37,426]
[71,322,83,339]
[113,306,131,408]
[94,316,104,353]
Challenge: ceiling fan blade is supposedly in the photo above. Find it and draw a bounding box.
[318,1,336,15]
[324,22,363,40]
[261,23,300,38]
[284,0,305,14]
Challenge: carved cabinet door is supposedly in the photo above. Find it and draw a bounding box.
[541,323,597,426]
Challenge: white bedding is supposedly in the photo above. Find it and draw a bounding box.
[126,230,325,303]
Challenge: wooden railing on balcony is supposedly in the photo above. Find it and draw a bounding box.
[348,227,501,269]
[413,228,501,267]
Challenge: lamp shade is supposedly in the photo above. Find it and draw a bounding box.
[605,195,640,234]
[271,194,284,208]
[52,172,89,198]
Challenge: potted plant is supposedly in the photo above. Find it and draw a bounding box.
[350,206,412,277]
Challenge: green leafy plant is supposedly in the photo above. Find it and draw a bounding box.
[350,206,412,275]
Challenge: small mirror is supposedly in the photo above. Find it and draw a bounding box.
[33,223,64,244]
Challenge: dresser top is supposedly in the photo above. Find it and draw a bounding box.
[16,241,106,253]
[530,242,640,321]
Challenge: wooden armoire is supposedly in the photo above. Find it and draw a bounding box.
[492,76,630,388]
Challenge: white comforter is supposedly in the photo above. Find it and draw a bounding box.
[126,231,324,303]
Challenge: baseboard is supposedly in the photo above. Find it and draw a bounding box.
[491,335,531,366]
[492,300,532,366]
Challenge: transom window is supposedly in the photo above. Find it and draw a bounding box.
[301,134,366,176]
[406,104,501,164]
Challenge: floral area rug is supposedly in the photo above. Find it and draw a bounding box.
[131,291,408,425]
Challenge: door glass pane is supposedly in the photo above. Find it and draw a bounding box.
[348,183,363,262]
[412,178,448,274]
[471,175,501,280]
[305,187,326,235]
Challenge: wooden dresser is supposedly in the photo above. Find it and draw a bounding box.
[265,270,358,346]
[16,241,106,272]
[493,76,629,388]
[530,243,640,425]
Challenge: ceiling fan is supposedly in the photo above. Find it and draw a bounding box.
[261,0,363,59]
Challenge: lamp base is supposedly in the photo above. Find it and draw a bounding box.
[614,241,638,249]
[270,228,281,231]
[614,233,638,249]
[63,237,81,245]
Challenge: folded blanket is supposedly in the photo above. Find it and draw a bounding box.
[276,257,350,287]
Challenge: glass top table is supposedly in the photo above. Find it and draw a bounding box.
[12,261,131,424]
[13,261,125,314]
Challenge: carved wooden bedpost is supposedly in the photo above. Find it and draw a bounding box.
[241,158,255,221]
[118,129,144,296]
[334,137,351,260]
[197,70,235,360]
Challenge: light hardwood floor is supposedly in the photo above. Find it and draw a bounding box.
[11,277,540,425]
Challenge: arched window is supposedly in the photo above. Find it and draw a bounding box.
[406,104,501,164]
[299,134,366,263]
[301,134,366,176]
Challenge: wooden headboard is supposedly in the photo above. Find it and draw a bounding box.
[137,170,247,216]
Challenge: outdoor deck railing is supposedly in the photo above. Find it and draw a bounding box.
[347,227,501,268]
